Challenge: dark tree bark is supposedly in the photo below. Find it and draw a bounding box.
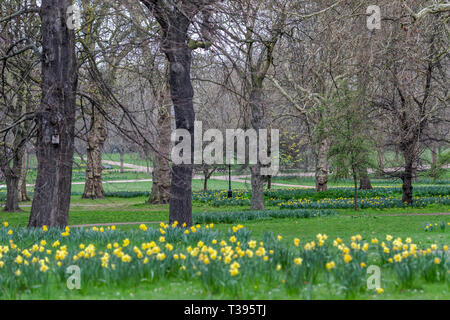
[28,0,78,228]
[203,175,208,193]
[201,166,217,193]
[141,0,214,226]
[0,115,26,212]
[166,39,195,226]
[3,165,21,212]
[353,168,359,211]
[83,108,107,199]
[402,159,414,205]
[267,175,272,190]
[1,126,27,212]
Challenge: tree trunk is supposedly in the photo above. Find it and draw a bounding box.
[3,171,21,212]
[119,150,125,173]
[2,115,27,212]
[267,175,272,190]
[28,0,77,228]
[148,79,171,205]
[83,109,107,199]
[315,139,330,192]
[164,23,195,227]
[359,168,373,190]
[203,175,209,193]
[353,170,359,211]
[249,87,266,210]
[18,151,30,202]
[250,164,265,210]
[402,156,414,205]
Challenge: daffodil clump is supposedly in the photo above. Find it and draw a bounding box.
[278,196,450,210]
[193,186,450,208]
[424,221,448,232]
[0,222,448,299]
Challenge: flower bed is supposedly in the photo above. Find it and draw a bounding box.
[0,222,447,299]
[277,196,450,210]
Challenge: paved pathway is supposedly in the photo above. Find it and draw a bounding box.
[3,159,447,191]
[0,160,315,189]
[101,160,153,173]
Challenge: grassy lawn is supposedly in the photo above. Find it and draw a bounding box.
[0,203,448,299]
[1,168,449,300]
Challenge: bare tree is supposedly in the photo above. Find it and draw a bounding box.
[0,0,40,211]
[369,1,449,204]
[140,0,217,226]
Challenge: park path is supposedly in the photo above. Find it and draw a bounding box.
[101,159,153,173]
[1,159,314,189]
[5,159,446,191]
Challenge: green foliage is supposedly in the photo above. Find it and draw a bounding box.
[327,85,372,183]
[423,221,448,232]
[429,151,450,182]
[193,209,338,224]
[192,186,450,208]
[278,196,450,210]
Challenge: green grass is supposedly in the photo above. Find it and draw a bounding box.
[0,209,448,300]
[1,171,449,300]
[10,274,448,300]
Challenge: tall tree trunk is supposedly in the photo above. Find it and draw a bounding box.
[148,80,171,204]
[2,156,22,212]
[315,139,330,192]
[249,87,266,210]
[359,168,373,190]
[203,175,209,193]
[2,125,27,212]
[4,175,20,212]
[402,155,414,205]
[28,0,77,228]
[83,109,107,199]
[165,25,195,227]
[250,164,265,210]
[18,151,30,202]
[353,169,359,211]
